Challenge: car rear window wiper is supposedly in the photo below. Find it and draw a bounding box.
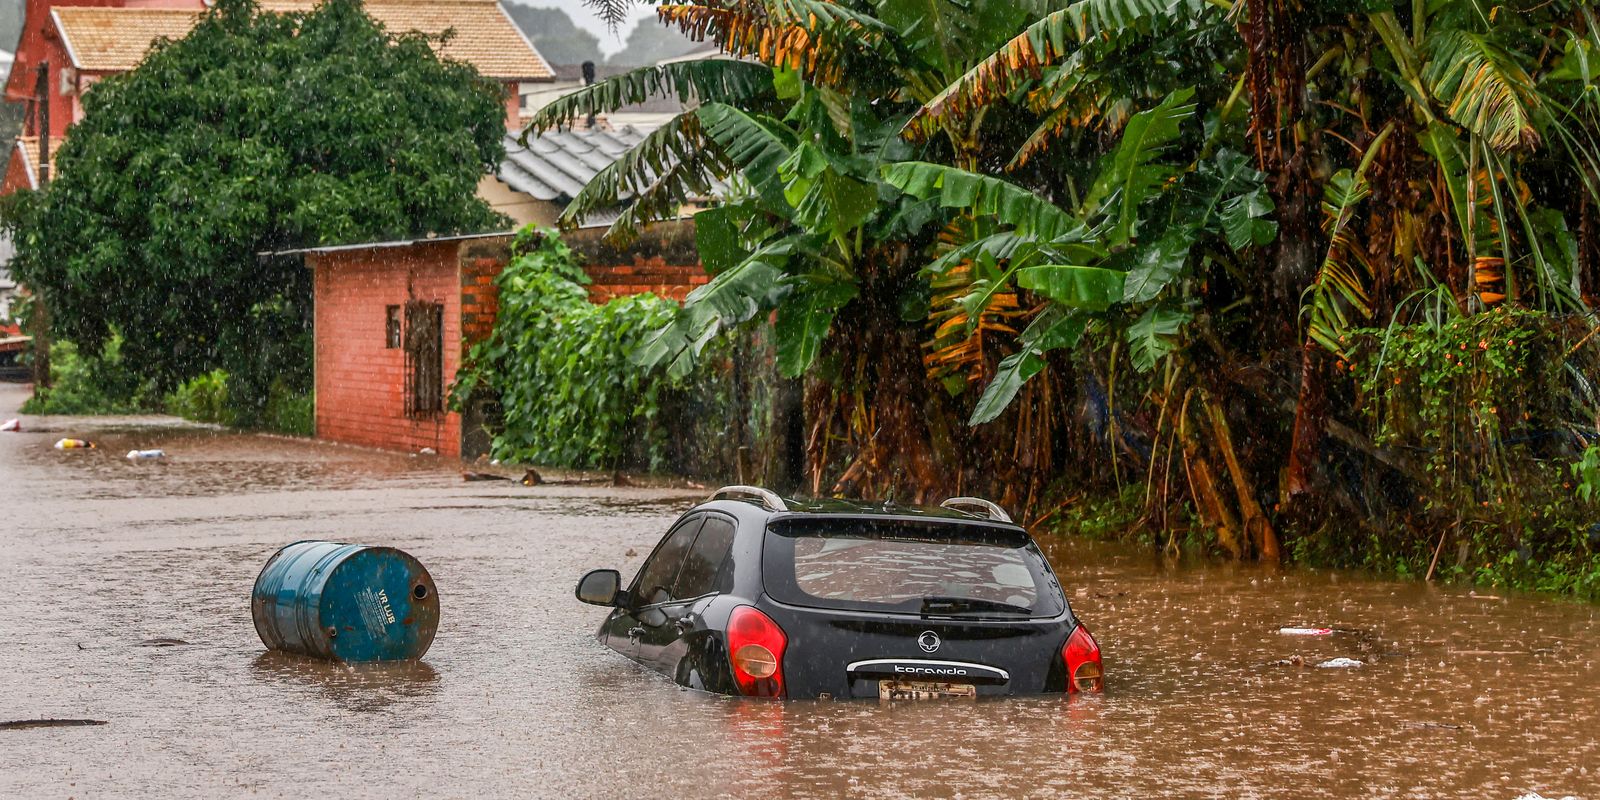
[919,596,1033,616]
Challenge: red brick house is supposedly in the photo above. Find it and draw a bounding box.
[295,223,706,458]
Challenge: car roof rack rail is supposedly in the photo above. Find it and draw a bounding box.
[940,497,1013,523]
[709,485,788,512]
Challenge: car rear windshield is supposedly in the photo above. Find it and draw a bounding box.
[762,518,1066,618]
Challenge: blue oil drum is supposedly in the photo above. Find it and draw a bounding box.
[252,541,439,662]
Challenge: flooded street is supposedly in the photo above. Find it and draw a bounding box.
[0,382,1596,799]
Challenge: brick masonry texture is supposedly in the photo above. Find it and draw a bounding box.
[311,230,703,459]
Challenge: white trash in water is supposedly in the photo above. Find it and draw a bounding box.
[0,418,19,432]
[1279,627,1334,636]
[1317,657,1364,669]
[126,449,166,461]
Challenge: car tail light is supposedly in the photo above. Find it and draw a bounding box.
[728,605,787,698]
[1062,623,1103,693]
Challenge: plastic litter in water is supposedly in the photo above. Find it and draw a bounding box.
[126,449,166,461]
[1317,657,1364,669]
[0,418,19,432]
[1279,627,1334,636]
[53,438,95,450]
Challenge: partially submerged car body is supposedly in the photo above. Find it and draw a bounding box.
[576,487,1103,700]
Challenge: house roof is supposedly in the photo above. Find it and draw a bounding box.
[13,136,64,191]
[498,123,728,209]
[51,0,552,80]
[498,125,653,201]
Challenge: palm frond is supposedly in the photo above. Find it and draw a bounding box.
[558,112,728,235]
[1303,127,1393,357]
[1423,29,1541,152]
[523,59,774,134]
[903,0,1200,141]
[657,0,892,86]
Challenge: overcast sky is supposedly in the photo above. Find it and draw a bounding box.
[517,0,660,57]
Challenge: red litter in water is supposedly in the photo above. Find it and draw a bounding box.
[1278,627,1334,636]
[0,419,19,432]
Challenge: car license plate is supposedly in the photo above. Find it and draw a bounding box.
[878,680,977,701]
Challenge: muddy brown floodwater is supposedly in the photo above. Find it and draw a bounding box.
[1,383,1597,799]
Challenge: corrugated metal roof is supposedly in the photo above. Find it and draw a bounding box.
[499,124,727,203]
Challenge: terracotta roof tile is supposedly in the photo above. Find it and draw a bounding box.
[14,136,64,190]
[53,1,551,79]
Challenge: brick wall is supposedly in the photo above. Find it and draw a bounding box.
[310,226,707,460]
[585,258,708,303]
[312,240,468,457]
[565,219,707,304]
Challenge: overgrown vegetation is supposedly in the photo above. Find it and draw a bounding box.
[527,0,1600,597]
[456,228,783,475]
[22,338,155,415]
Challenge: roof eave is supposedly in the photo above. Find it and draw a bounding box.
[49,10,84,71]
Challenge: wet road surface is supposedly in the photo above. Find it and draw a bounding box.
[1,382,1596,798]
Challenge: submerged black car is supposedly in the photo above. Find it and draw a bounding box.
[575,486,1104,700]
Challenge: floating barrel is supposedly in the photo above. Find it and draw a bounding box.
[252,541,439,662]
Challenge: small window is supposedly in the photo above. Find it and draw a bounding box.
[673,516,736,598]
[385,306,401,348]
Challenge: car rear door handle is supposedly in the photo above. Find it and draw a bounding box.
[674,614,697,632]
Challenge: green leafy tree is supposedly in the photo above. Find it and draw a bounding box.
[1,0,508,416]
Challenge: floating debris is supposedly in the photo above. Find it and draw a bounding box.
[1317,657,1365,669]
[1,719,108,730]
[53,438,95,450]
[1279,627,1334,636]
[462,472,511,482]
[0,418,19,432]
[1403,721,1462,730]
[1271,655,1307,668]
[135,638,190,647]
[521,468,543,486]
[253,541,439,662]
[126,449,166,461]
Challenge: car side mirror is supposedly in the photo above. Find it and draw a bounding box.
[575,569,621,606]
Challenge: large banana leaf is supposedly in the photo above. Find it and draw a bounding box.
[632,239,794,378]
[904,0,1203,137]
[774,275,858,377]
[1015,265,1125,310]
[1422,29,1542,152]
[697,102,798,215]
[881,161,1080,239]
[1124,305,1190,372]
[968,306,1087,424]
[1080,87,1196,247]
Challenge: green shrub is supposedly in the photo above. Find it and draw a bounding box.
[21,336,155,415]
[455,228,683,469]
[166,369,234,425]
[262,381,314,437]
